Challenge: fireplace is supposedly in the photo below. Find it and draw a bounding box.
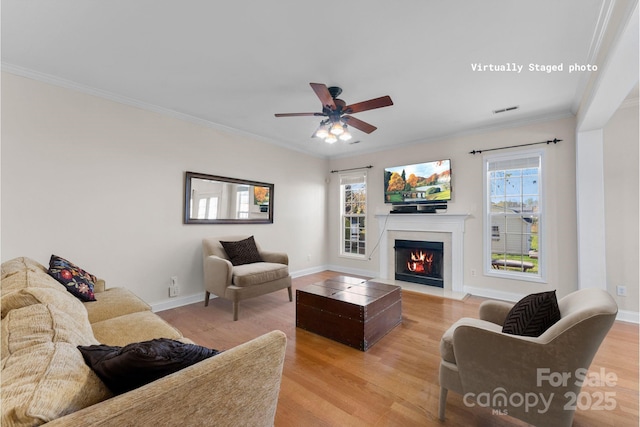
[375,213,468,294]
[394,239,444,287]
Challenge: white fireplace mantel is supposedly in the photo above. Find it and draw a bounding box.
[375,213,469,293]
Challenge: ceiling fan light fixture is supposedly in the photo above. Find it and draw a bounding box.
[339,127,352,141]
[314,123,329,139]
[329,122,344,136]
[275,83,393,147]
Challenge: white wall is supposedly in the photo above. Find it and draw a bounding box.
[603,102,639,312]
[1,72,329,308]
[3,71,636,315]
[328,117,579,300]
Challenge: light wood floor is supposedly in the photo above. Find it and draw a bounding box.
[158,271,639,427]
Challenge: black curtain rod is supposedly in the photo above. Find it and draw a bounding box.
[469,138,562,155]
[330,165,373,173]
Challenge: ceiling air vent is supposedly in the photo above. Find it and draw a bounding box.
[493,105,519,114]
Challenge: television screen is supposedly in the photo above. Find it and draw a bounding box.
[384,159,452,204]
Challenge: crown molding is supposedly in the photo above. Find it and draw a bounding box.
[619,96,639,109]
[571,0,617,113]
[331,109,574,160]
[1,63,326,159]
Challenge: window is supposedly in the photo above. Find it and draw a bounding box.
[192,196,219,219]
[491,225,500,240]
[340,172,367,257]
[484,150,545,281]
[236,186,249,219]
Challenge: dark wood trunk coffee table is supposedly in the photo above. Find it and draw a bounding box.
[296,276,402,351]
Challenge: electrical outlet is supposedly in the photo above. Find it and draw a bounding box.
[169,285,179,297]
[169,276,179,297]
[471,269,477,277]
[307,254,311,261]
[616,285,627,297]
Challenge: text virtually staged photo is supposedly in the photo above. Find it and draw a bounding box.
[1,1,638,426]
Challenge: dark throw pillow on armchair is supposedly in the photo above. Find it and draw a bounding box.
[502,290,561,337]
[220,236,263,266]
[78,338,221,394]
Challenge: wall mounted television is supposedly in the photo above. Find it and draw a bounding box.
[384,159,452,206]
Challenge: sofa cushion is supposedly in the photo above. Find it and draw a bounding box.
[502,290,561,337]
[1,286,89,322]
[91,311,184,347]
[84,287,151,324]
[232,262,289,287]
[2,303,98,361]
[78,338,221,394]
[1,342,112,426]
[1,267,66,297]
[220,236,263,266]
[1,257,47,279]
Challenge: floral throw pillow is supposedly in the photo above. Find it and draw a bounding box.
[48,255,97,302]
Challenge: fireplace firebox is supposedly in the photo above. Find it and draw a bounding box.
[394,239,444,287]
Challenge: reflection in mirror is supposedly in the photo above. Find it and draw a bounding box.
[184,172,273,224]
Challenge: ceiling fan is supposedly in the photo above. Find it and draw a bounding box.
[275,83,393,143]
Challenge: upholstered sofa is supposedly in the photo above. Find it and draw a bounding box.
[1,257,287,426]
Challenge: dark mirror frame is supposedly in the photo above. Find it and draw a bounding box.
[184,171,274,224]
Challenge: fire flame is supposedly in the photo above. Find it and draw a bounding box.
[407,250,434,274]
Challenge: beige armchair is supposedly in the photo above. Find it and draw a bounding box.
[439,288,617,427]
[202,235,292,320]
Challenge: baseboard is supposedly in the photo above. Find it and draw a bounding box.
[616,310,640,324]
[464,286,640,324]
[290,265,329,278]
[325,264,377,279]
[463,285,525,302]
[152,266,330,312]
[151,293,204,312]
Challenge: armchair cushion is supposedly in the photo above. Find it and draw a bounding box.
[78,338,221,394]
[220,236,263,266]
[232,262,289,287]
[440,318,503,364]
[502,290,561,337]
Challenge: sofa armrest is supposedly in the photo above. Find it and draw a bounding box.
[203,255,233,296]
[259,250,288,265]
[478,300,514,326]
[93,278,106,293]
[46,330,287,427]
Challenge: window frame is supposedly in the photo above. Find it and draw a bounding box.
[339,171,368,259]
[483,149,546,283]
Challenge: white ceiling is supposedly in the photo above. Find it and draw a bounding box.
[1,1,615,158]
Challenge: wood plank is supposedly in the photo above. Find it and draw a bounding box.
[158,271,639,426]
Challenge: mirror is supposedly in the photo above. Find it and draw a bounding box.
[184,171,274,224]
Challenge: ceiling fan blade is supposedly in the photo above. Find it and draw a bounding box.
[343,115,377,134]
[310,83,336,110]
[344,95,393,114]
[274,112,325,117]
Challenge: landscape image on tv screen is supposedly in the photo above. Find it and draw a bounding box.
[384,159,451,203]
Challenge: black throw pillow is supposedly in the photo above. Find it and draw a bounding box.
[220,236,263,266]
[78,338,221,394]
[502,290,561,337]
